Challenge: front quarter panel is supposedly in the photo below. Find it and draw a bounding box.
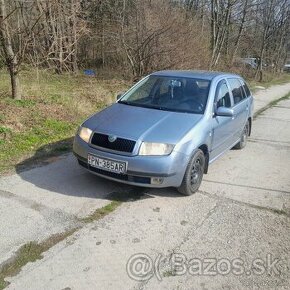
[173,116,212,157]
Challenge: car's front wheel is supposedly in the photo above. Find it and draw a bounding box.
[234,120,250,149]
[178,149,205,196]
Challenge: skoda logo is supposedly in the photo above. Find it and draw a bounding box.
[108,135,117,143]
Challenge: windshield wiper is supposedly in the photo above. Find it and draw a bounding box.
[119,101,155,109]
[118,100,139,107]
[118,101,201,114]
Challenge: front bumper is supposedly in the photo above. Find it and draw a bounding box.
[73,135,189,188]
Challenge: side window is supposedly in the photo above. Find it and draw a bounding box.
[216,81,231,108]
[228,78,246,105]
[159,79,170,95]
[241,80,252,97]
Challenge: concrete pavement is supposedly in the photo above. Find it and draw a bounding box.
[253,82,290,113]
[1,83,290,289]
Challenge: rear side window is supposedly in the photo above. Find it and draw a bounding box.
[228,78,246,105]
[241,81,251,97]
[216,80,231,108]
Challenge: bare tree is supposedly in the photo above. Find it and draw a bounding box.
[34,0,86,74]
[210,0,234,68]
[230,0,249,63]
[1,0,290,86]
[0,0,45,99]
[255,0,277,81]
[0,0,21,99]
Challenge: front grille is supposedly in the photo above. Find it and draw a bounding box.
[90,133,136,153]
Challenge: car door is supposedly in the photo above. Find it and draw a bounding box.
[210,79,235,161]
[240,79,254,117]
[227,78,249,141]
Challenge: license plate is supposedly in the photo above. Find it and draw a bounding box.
[88,154,127,174]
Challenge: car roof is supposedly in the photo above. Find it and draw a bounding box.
[150,70,240,81]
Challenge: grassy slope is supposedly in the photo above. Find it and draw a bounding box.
[1,69,290,174]
[0,70,129,173]
[248,72,290,92]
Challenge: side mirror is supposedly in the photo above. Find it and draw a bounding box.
[116,92,124,100]
[215,107,234,117]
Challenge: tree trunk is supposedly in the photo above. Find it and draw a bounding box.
[231,0,248,64]
[0,0,22,99]
[210,0,232,68]
[255,0,273,82]
[9,68,21,100]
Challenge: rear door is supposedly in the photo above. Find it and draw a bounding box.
[227,78,249,142]
[240,79,254,118]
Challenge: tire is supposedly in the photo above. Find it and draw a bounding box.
[234,120,250,150]
[178,149,205,196]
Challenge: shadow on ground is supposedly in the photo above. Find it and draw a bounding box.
[15,137,74,172]
[14,139,182,202]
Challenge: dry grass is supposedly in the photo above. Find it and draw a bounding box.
[248,72,290,92]
[0,69,130,173]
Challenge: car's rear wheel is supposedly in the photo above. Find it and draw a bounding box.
[234,120,250,149]
[178,149,205,196]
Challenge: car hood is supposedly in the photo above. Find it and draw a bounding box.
[83,103,203,144]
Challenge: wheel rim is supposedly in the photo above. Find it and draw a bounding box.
[190,157,202,187]
[241,123,249,145]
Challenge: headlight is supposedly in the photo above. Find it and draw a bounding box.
[139,142,174,156]
[78,126,92,143]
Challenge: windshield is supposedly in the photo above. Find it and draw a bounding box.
[118,76,211,114]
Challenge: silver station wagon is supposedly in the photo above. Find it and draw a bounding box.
[73,71,254,195]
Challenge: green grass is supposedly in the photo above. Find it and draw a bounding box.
[0,69,130,173]
[163,269,177,277]
[0,119,76,172]
[0,114,5,122]
[0,200,123,289]
[4,99,37,108]
[0,229,77,290]
[0,126,11,134]
[80,201,122,223]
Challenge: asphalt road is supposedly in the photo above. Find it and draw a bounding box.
[1,83,290,289]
